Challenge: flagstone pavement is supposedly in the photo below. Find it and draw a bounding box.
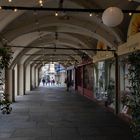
[0,87,134,140]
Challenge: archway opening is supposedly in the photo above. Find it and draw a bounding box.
[39,62,66,87]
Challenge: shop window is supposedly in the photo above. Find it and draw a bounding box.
[95,61,107,100]
[83,64,93,90]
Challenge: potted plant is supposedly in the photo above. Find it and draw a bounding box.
[0,92,12,114]
[0,47,12,114]
[105,79,115,106]
[127,51,140,140]
[120,90,132,115]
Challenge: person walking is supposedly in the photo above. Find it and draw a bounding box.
[65,78,71,91]
[42,78,45,86]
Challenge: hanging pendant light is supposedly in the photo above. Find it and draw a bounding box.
[102,7,124,27]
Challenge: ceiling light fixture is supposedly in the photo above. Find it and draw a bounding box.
[102,7,124,27]
[129,12,132,16]
[89,13,92,17]
[39,0,43,7]
[8,0,12,2]
[39,0,43,4]
[14,8,17,12]
[55,12,58,16]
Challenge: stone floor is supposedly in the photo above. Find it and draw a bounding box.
[0,87,134,140]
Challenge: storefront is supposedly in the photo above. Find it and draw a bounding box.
[76,62,94,100]
[66,66,75,89]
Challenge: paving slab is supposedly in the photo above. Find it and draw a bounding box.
[0,87,134,140]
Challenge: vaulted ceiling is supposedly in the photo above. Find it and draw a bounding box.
[0,0,139,68]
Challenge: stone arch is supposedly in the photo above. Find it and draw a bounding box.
[127,6,140,38]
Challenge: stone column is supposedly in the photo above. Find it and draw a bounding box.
[14,64,19,96]
[25,64,31,91]
[18,64,25,95]
[34,65,36,88]
[30,64,32,90]
[35,66,39,87]
[38,65,42,86]
[31,64,37,89]
[5,68,15,102]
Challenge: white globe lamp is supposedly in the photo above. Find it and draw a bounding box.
[102,7,124,27]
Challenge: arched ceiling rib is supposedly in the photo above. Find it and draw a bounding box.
[4,16,117,46]
[0,0,139,68]
[6,19,116,67]
[10,32,91,68]
[10,30,93,63]
[29,53,79,67]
